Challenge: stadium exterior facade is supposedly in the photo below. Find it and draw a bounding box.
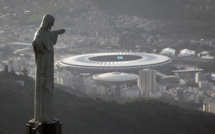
[60,52,171,73]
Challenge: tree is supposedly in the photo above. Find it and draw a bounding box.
[4,65,8,72]
[21,68,28,76]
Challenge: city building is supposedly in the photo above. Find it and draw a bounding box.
[0,52,3,61]
[198,81,208,89]
[201,56,214,60]
[138,69,156,96]
[156,71,179,84]
[203,99,215,114]
[160,47,176,56]
[178,49,195,57]
[13,57,21,72]
[195,72,203,83]
[92,72,140,98]
[197,51,209,57]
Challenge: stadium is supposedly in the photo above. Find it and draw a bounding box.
[60,52,171,73]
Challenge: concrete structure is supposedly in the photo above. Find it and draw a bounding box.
[92,72,140,98]
[138,69,156,96]
[14,57,21,72]
[203,99,215,114]
[201,56,214,60]
[0,52,3,61]
[120,87,140,99]
[160,47,176,56]
[55,71,75,88]
[178,49,195,57]
[172,69,203,79]
[177,87,203,103]
[199,81,208,89]
[197,51,209,57]
[208,82,215,91]
[156,71,179,84]
[93,72,139,82]
[195,72,203,83]
[60,52,171,73]
[212,74,215,81]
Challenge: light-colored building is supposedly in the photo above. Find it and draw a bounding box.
[92,72,140,98]
[14,57,21,72]
[203,99,215,114]
[156,71,179,84]
[178,49,195,57]
[138,69,156,96]
[0,52,3,61]
[211,74,215,81]
[195,72,203,83]
[181,87,203,103]
[197,51,209,57]
[208,82,215,91]
[120,87,140,99]
[149,91,162,98]
[201,56,214,60]
[199,81,208,89]
[55,70,76,88]
[160,47,176,56]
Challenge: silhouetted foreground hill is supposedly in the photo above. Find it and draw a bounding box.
[0,128,10,134]
[1,71,215,134]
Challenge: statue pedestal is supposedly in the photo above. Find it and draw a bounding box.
[26,119,62,134]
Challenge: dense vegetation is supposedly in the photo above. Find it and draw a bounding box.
[1,71,215,134]
[92,0,211,20]
[92,0,215,37]
[0,128,10,134]
[1,0,215,37]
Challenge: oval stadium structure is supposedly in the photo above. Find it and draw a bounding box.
[60,52,171,72]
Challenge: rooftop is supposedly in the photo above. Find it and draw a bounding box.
[60,52,171,72]
[93,72,139,82]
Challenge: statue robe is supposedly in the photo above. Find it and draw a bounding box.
[33,29,59,123]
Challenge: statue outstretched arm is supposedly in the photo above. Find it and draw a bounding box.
[50,29,65,45]
[57,29,65,34]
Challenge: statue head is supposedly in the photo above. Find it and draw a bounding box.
[40,14,55,30]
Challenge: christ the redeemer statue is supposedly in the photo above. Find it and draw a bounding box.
[32,14,65,123]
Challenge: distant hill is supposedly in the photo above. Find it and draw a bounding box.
[2,0,212,23]
[91,0,212,20]
[1,0,215,37]
[1,71,215,134]
[91,0,215,37]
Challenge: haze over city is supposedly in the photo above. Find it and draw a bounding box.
[1,0,215,134]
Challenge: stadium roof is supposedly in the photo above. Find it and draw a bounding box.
[60,52,171,72]
[93,72,139,82]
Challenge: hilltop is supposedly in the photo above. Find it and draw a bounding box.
[1,0,215,37]
[2,0,212,22]
[92,0,212,20]
[91,0,215,37]
[1,71,215,134]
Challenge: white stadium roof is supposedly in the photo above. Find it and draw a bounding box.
[60,52,171,72]
[93,72,139,82]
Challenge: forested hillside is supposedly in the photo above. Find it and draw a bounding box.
[92,0,212,20]
[91,0,215,37]
[1,0,215,37]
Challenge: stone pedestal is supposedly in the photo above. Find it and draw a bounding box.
[26,119,62,134]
